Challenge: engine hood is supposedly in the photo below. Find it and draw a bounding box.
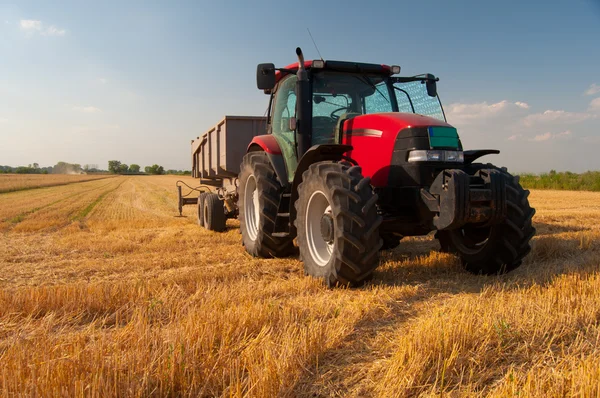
[340,112,455,187]
[343,112,453,139]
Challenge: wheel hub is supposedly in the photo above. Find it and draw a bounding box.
[320,213,334,244]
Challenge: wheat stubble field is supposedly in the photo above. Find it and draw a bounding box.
[0,175,599,397]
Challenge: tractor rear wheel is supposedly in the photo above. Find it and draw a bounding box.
[197,192,209,227]
[295,161,383,287]
[203,193,226,232]
[238,152,294,258]
[437,165,535,274]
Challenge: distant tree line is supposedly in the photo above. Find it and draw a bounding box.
[0,162,106,174]
[107,160,190,176]
[519,170,600,191]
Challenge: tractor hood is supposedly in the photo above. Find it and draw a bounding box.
[342,112,453,140]
[340,112,457,187]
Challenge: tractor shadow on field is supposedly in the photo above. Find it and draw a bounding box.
[291,233,600,396]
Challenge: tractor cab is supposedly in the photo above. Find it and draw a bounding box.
[258,58,448,185]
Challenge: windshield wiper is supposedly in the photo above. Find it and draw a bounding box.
[393,87,415,113]
[355,75,389,103]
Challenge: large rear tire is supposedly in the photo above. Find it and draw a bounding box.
[295,161,383,287]
[437,165,535,274]
[238,152,294,258]
[204,193,226,232]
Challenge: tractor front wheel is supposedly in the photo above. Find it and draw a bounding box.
[295,161,382,287]
[437,166,535,274]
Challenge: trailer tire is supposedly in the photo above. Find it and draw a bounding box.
[197,192,209,227]
[239,152,295,258]
[295,161,383,287]
[436,165,535,274]
[204,193,226,232]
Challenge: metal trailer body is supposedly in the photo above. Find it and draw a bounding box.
[178,116,267,216]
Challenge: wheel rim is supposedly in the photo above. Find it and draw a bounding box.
[305,190,333,266]
[244,175,259,241]
[204,201,209,225]
[454,226,492,254]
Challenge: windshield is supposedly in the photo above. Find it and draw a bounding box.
[393,80,446,121]
[311,71,394,144]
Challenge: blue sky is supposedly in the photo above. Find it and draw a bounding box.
[1,0,599,172]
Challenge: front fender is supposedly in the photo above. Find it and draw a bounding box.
[463,149,500,164]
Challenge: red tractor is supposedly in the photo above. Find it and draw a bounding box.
[183,47,535,287]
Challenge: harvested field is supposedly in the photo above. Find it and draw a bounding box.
[0,173,115,193]
[0,176,599,397]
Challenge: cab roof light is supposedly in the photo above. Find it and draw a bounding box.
[312,60,325,68]
[391,65,401,75]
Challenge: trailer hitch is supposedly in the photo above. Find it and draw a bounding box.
[421,168,507,230]
[175,181,213,217]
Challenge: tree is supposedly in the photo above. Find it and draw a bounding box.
[129,164,140,173]
[108,160,121,174]
[53,162,82,174]
[145,164,165,175]
[118,164,129,174]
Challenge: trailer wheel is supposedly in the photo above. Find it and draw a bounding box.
[197,192,209,227]
[203,193,226,232]
[437,165,535,274]
[295,161,383,287]
[238,152,294,257]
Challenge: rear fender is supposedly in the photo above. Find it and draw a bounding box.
[289,144,354,232]
[248,135,289,188]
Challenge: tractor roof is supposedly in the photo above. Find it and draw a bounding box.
[275,60,392,83]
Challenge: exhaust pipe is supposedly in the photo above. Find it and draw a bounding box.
[295,47,311,158]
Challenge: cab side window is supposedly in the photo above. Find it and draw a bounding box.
[270,75,298,181]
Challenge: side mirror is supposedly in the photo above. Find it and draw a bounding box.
[425,74,437,97]
[256,63,276,90]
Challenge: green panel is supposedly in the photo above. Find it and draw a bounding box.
[428,126,460,149]
[272,134,298,182]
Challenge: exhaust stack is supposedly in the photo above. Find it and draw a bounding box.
[295,47,312,158]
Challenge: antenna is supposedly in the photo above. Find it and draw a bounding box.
[307,28,324,60]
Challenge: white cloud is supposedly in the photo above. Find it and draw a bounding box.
[528,130,572,142]
[585,84,600,96]
[72,106,102,113]
[42,25,66,37]
[445,100,530,125]
[530,132,552,142]
[19,19,66,36]
[508,134,522,141]
[98,78,108,85]
[589,97,600,112]
[523,110,593,126]
[20,19,42,31]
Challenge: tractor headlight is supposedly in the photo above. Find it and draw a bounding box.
[408,150,464,163]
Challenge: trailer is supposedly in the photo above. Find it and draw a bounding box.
[177,116,267,231]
